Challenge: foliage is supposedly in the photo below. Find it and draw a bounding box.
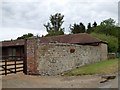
[70,23,86,34]
[64,59,118,76]
[91,33,118,52]
[86,23,92,33]
[93,18,118,37]
[118,29,120,52]
[92,21,97,27]
[86,18,119,52]
[44,13,64,36]
[17,33,34,40]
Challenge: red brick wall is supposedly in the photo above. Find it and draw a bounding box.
[26,38,39,75]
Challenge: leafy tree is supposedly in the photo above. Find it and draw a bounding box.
[92,21,97,27]
[80,23,86,33]
[86,23,92,33]
[44,13,64,36]
[93,18,118,37]
[17,33,34,39]
[117,27,120,52]
[101,18,115,26]
[100,18,115,35]
[70,22,86,34]
[70,23,81,34]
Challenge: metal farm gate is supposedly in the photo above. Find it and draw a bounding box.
[0,46,26,75]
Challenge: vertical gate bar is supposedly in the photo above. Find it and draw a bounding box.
[15,58,16,73]
[22,56,23,72]
[5,59,7,75]
[23,39,27,74]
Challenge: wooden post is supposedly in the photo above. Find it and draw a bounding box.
[14,58,16,73]
[23,39,27,74]
[5,59,7,75]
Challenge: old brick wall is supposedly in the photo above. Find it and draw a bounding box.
[26,39,108,75]
[26,38,39,75]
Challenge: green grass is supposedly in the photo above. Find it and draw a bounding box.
[64,59,118,76]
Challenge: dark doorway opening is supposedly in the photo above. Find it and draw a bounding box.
[0,45,27,75]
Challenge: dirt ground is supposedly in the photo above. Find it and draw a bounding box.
[1,73,118,88]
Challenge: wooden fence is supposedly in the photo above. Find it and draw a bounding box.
[0,56,24,75]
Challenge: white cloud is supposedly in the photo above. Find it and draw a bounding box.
[0,27,47,41]
[0,0,119,41]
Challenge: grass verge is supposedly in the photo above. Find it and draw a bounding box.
[64,59,118,76]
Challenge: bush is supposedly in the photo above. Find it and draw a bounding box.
[91,33,118,52]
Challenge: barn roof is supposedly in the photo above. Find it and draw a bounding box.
[0,39,25,47]
[39,33,107,45]
[0,33,107,47]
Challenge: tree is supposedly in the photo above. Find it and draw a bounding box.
[70,23,81,34]
[17,33,34,40]
[100,18,115,26]
[86,23,92,33]
[79,23,86,33]
[100,18,116,36]
[91,33,118,53]
[70,22,86,34]
[117,27,120,52]
[44,13,64,36]
[93,18,118,37]
[92,21,97,27]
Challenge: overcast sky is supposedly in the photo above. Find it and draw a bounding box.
[0,0,119,41]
